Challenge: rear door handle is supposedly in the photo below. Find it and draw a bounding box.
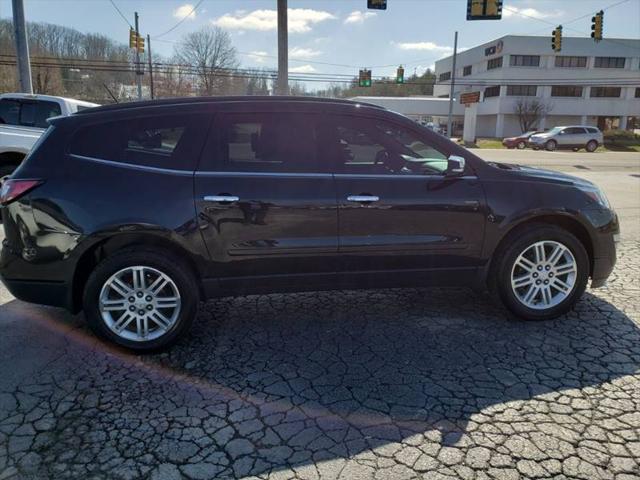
[347,195,380,203]
[204,195,240,203]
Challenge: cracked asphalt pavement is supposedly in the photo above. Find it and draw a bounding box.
[1,158,639,479]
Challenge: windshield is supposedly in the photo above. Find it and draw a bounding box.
[547,127,563,135]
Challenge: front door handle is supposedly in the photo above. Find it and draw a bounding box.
[204,195,240,203]
[347,195,380,203]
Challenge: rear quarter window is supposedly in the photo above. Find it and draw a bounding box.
[68,114,210,171]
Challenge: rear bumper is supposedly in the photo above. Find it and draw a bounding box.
[0,275,71,309]
[0,241,75,311]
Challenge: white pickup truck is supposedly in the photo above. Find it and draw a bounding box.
[0,93,99,179]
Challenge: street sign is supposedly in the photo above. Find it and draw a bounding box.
[460,92,481,105]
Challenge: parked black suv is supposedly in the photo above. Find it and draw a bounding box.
[0,97,619,350]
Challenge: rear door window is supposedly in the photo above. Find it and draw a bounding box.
[69,113,210,171]
[565,127,586,135]
[207,112,321,173]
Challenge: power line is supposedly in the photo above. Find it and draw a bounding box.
[108,0,133,29]
[152,0,205,39]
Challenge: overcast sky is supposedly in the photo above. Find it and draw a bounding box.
[1,0,639,85]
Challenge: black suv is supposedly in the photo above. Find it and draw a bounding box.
[0,97,619,350]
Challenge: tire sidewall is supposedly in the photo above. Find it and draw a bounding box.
[586,140,598,152]
[495,226,589,320]
[545,140,557,151]
[517,141,526,149]
[83,249,198,351]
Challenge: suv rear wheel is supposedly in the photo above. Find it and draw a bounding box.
[83,248,199,351]
[585,140,598,152]
[492,224,589,320]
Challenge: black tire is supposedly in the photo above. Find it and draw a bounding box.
[572,147,580,152]
[532,147,540,151]
[516,141,526,149]
[490,224,589,320]
[83,247,199,351]
[585,140,598,152]
[545,140,557,151]
[0,163,16,180]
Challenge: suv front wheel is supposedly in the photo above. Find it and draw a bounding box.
[492,225,589,320]
[83,248,199,351]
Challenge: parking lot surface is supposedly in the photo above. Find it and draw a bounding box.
[1,153,639,479]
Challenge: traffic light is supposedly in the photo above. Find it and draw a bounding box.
[591,10,603,42]
[467,0,502,20]
[551,25,562,52]
[396,66,404,84]
[129,28,137,49]
[367,0,387,10]
[136,35,145,53]
[359,69,372,87]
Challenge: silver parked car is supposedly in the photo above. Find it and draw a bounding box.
[528,126,603,152]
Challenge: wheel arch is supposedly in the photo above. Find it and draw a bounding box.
[0,151,26,167]
[70,232,205,313]
[486,214,594,285]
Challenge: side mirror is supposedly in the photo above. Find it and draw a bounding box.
[446,155,465,176]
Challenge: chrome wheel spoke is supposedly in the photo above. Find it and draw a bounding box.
[547,244,565,266]
[102,299,128,312]
[551,277,571,293]
[516,257,536,273]
[513,274,533,288]
[511,240,577,311]
[99,266,181,342]
[556,263,576,276]
[534,243,546,263]
[110,277,132,297]
[114,312,135,332]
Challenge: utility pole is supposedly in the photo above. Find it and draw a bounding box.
[147,34,154,99]
[134,12,142,100]
[447,31,458,139]
[276,0,288,95]
[11,0,33,93]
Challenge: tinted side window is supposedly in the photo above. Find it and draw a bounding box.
[587,127,599,134]
[323,116,448,175]
[215,113,319,172]
[0,99,20,125]
[565,127,586,134]
[69,114,209,170]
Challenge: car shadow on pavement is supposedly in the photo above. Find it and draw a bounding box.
[0,288,638,478]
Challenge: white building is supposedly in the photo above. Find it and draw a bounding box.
[433,35,640,138]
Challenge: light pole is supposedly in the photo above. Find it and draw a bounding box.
[11,0,33,93]
[447,31,458,138]
[276,0,288,95]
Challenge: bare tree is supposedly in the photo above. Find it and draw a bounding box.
[173,27,239,96]
[514,98,553,133]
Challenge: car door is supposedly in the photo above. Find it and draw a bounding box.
[194,107,339,296]
[323,113,486,288]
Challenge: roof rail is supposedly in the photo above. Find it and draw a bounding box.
[76,95,386,115]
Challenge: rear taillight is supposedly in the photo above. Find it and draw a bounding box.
[0,179,43,206]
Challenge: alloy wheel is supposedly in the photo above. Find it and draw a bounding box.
[99,266,181,342]
[510,240,577,310]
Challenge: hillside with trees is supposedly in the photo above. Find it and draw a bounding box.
[0,19,435,102]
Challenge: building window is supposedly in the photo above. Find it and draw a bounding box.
[506,85,537,96]
[594,57,626,68]
[487,57,503,70]
[554,56,587,68]
[463,65,472,76]
[438,71,451,82]
[590,87,622,98]
[510,55,540,67]
[635,87,640,98]
[484,86,500,98]
[551,86,583,97]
